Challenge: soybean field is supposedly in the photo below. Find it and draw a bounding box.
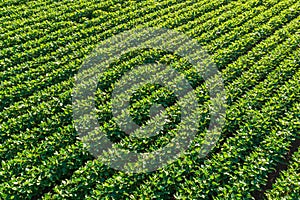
[0,0,299,199]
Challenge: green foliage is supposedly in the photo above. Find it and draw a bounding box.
[1,0,299,199]
[265,142,300,200]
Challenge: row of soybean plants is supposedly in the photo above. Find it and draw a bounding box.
[0,0,199,121]
[172,67,300,199]
[0,0,243,198]
[56,0,299,121]
[0,0,45,8]
[0,0,241,175]
[85,65,299,198]
[0,0,272,81]
[92,0,279,102]
[41,7,300,200]
[1,0,174,35]
[0,0,298,189]
[214,102,300,199]
[0,50,189,183]
[2,0,225,66]
[0,0,50,19]
[265,141,300,200]
[0,0,54,18]
[0,0,230,82]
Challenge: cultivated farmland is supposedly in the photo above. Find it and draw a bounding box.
[0,0,299,199]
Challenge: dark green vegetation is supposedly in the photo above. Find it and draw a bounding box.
[0,0,299,199]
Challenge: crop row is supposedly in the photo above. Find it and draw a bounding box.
[0,0,226,104]
[11,0,298,85]
[0,142,93,200]
[3,0,241,92]
[0,48,213,185]
[4,0,263,51]
[0,0,278,75]
[0,2,278,68]
[265,142,300,199]
[0,0,203,105]
[204,0,300,65]
[0,0,38,8]
[85,1,271,94]
[1,1,292,138]
[91,9,300,137]
[0,0,158,33]
[90,33,300,152]
[77,42,298,194]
